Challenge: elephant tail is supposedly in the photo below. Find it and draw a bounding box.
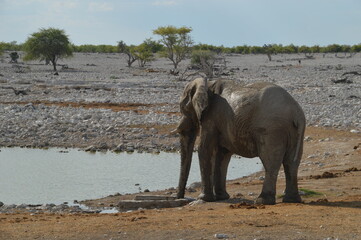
[292,114,306,163]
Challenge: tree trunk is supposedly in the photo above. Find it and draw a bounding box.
[267,53,272,61]
[51,60,57,72]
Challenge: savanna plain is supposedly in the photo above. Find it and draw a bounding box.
[0,52,360,240]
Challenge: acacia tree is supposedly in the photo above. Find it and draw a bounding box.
[23,28,73,72]
[153,26,193,69]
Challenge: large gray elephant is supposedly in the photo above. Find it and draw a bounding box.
[173,78,305,205]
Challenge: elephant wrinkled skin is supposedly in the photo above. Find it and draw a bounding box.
[174,78,305,205]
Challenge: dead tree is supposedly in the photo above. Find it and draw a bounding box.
[176,67,205,81]
[304,52,314,59]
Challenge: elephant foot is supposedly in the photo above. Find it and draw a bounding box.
[176,191,185,199]
[255,194,276,205]
[198,193,216,202]
[282,194,302,203]
[216,192,230,201]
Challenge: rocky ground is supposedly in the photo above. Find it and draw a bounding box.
[0,52,360,239]
[0,52,360,151]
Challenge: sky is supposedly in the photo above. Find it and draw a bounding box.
[1,0,361,47]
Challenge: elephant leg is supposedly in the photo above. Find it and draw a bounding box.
[282,148,302,203]
[198,128,217,202]
[177,130,196,199]
[256,135,285,205]
[214,147,232,201]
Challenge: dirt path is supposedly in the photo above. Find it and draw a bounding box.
[1,127,360,240]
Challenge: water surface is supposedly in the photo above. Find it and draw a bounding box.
[0,148,262,204]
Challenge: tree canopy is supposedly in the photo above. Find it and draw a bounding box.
[153,26,193,69]
[23,28,73,71]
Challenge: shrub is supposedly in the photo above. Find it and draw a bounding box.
[0,42,4,56]
[118,41,137,67]
[143,38,164,53]
[191,50,217,78]
[9,52,19,63]
[132,43,154,67]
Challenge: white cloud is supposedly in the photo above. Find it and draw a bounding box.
[152,1,177,6]
[88,2,114,12]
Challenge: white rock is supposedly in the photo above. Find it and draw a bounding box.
[188,199,205,206]
[214,233,229,239]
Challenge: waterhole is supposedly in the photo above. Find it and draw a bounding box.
[0,148,262,204]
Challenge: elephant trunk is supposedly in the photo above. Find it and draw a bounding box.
[177,131,196,199]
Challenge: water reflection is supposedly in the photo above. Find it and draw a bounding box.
[0,148,261,204]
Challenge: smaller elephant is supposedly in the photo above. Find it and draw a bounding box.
[173,78,305,205]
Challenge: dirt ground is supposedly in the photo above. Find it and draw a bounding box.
[1,127,360,240]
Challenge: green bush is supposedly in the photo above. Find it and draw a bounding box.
[143,38,164,53]
[191,50,216,66]
[68,42,361,55]
[191,50,217,78]
[9,52,19,63]
[132,43,154,67]
[0,42,4,56]
[72,44,117,53]
[23,28,73,71]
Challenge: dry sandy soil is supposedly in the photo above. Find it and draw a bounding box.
[1,127,360,240]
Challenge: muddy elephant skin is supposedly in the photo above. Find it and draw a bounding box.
[174,78,306,205]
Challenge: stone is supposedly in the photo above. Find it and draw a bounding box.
[214,233,229,239]
[16,204,28,209]
[85,145,96,152]
[150,128,158,134]
[188,199,205,206]
[304,136,312,141]
[118,198,190,211]
[113,143,125,152]
[126,147,134,153]
[189,182,202,189]
[135,195,177,201]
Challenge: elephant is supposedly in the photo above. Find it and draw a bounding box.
[173,78,305,205]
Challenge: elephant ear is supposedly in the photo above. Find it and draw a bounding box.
[179,78,208,122]
[191,78,208,121]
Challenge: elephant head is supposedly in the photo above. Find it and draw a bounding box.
[173,78,209,198]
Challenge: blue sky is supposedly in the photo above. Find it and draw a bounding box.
[1,0,360,47]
